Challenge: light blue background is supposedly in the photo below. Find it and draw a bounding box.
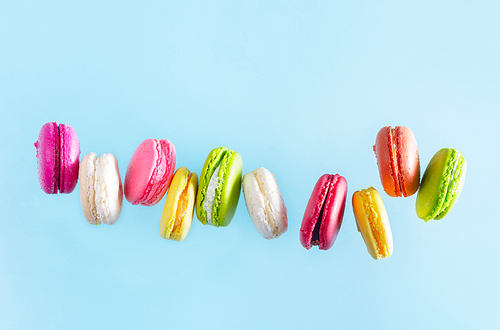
[1,1,499,329]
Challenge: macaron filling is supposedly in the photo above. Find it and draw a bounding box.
[165,172,192,238]
[203,164,221,225]
[253,171,279,236]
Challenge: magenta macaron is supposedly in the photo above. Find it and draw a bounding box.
[300,174,348,250]
[124,139,176,206]
[34,122,81,194]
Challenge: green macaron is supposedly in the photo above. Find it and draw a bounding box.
[196,147,243,227]
[416,148,467,221]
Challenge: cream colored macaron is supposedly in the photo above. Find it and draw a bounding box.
[352,187,393,259]
[79,152,123,225]
[242,167,288,239]
[159,167,198,242]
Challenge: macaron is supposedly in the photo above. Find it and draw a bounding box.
[124,139,176,206]
[34,122,80,194]
[416,148,467,221]
[159,167,198,241]
[299,174,347,250]
[242,167,288,239]
[352,187,393,259]
[373,126,420,197]
[196,147,243,227]
[79,152,123,225]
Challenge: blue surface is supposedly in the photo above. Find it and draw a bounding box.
[1,1,499,329]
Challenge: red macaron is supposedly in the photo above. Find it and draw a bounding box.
[373,126,420,197]
[300,174,347,250]
[34,122,80,194]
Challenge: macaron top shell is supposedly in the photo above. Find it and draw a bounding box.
[416,148,467,221]
[124,139,176,206]
[35,122,59,194]
[196,147,243,227]
[242,167,288,239]
[300,174,347,250]
[374,126,420,197]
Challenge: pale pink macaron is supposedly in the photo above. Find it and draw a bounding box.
[34,122,80,194]
[124,139,176,206]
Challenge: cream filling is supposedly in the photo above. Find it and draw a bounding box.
[203,164,221,225]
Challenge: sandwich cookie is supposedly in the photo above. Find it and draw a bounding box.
[242,167,288,239]
[352,187,393,259]
[416,148,467,221]
[300,174,347,250]
[196,147,243,227]
[79,152,123,225]
[160,167,198,241]
[34,122,80,194]
[124,139,176,206]
[373,126,420,197]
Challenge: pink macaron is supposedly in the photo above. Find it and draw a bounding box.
[124,139,176,206]
[34,122,80,194]
[300,174,347,250]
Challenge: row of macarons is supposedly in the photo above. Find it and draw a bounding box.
[35,122,467,259]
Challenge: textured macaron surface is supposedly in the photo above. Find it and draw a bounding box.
[374,126,420,197]
[242,167,288,239]
[35,122,60,194]
[58,124,80,194]
[124,139,176,206]
[79,152,123,225]
[352,187,393,259]
[160,167,198,241]
[196,147,243,227]
[35,122,80,194]
[300,174,347,250]
[416,148,467,221]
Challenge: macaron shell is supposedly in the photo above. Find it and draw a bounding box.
[319,175,347,250]
[374,126,419,197]
[124,139,176,206]
[214,150,243,227]
[35,122,59,194]
[242,167,288,239]
[416,148,466,221]
[160,167,198,241]
[300,174,332,249]
[79,152,123,225]
[58,124,80,194]
[352,187,393,260]
[196,147,227,224]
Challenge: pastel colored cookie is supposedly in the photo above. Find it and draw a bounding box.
[34,122,80,194]
[373,126,420,197]
[79,152,123,225]
[352,187,393,260]
[124,139,176,206]
[242,167,288,239]
[300,174,347,250]
[196,147,243,227]
[416,148,467,221]
[159,167,198,242]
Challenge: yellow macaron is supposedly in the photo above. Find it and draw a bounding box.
[352,187,393,259]
[159,167,198,242]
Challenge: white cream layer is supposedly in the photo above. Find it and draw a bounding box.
[203,164,221,226]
